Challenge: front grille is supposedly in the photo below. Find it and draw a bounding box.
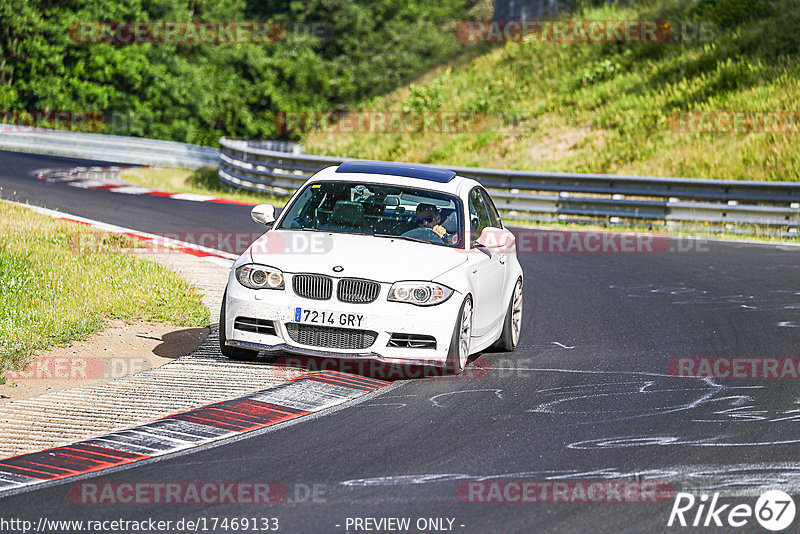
[292,274,333,300]
[337,278,380,304]
[234,317,277,336]
[285,323,377,350]
[387,333,437,349]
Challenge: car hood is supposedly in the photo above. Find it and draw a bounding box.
[248,230,467,283]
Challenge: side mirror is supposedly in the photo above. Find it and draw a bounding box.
[475,227,513,250]
[251,204,276,226]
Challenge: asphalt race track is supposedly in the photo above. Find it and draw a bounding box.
[0,151,262,254]
[1,151,800,533]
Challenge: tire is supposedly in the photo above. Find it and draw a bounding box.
[493,278,523,352]
[219,289,259,361]
[445,296,473,375]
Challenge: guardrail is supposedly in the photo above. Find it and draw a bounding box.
[0,125,218,168]
[219,137,800,230]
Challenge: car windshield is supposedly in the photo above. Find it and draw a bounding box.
[278,181,464,247]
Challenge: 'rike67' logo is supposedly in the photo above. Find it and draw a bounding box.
[668,490,796,531]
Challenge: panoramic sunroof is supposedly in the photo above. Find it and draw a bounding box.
[335,160,456,183]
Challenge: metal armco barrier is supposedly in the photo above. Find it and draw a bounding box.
[0,125,218,168]
[219,137,800,230]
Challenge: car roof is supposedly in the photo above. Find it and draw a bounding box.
[336,160,456,183]
[311,163,479,195]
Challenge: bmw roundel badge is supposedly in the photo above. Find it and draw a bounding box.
[332,266,344,273]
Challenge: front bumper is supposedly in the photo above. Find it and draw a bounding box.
[223,272,462,366]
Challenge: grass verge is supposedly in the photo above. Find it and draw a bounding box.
[302,0,800,182]
[121,167,288,207]
[0,202,209,381]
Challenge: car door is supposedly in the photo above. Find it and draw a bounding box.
[466,187,507,337]
[480,187,513,296]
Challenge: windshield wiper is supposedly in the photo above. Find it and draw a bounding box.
[284,226,329,232]
[372,233,428,244]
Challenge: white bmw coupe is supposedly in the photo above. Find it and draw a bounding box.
[220,160,523,374]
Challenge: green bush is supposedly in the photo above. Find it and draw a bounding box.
[0,0,473,144]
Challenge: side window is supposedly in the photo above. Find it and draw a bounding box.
[480,188,502,229]
[468,187,492,242]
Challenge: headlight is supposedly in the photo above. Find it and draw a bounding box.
[388,282,453,306]
[235,264,285,290]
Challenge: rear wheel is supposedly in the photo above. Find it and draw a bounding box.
[445,297,472,374]
[494,278,523,352]
[219,289,259,361]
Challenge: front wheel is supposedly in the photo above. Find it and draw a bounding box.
[219,289,259,361]
[445,297,473,375]
[494,278,523,352]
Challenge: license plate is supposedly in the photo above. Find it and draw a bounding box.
[294,308,365,328]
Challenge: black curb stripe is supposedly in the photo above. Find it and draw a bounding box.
[236,400,308,416]
[80,438,167,456]
[204,406,306,425]
[307,372,380,386]
[166,413,251,432]
[0,444,151,481]
[62,443,148,461]
[0,460,76,478]
[59,447,135,463]
[177,407,283,427]
[85,432,190,454]
[309,370,390,387]
[0,463,63,479]
[0,465,55,479]
[19,451,122,474]
[315,370,389,387]
[211,399,308,416]
[307,378,382,392]
[169,405,305,432]
[148,419,234,439]
[107,429,197,448]
[0,447,152,478]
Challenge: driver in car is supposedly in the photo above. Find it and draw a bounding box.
[403,203,457,244]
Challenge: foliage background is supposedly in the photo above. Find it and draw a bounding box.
[0,0,475,145]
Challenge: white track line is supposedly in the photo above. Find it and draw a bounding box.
[36,166,257,207]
